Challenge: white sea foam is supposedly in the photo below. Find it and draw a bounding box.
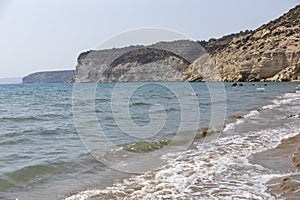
[283,92,300,101]
[223,122,236,132]
[256,87,265,92]
[223,110,259,132]
[244,110,260,118]
[262,104,278,110]
[223,118,244,132]
[262,92,300,110]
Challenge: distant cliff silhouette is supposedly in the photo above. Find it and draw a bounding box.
[23,70,75,84]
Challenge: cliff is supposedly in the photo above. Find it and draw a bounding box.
[100,48,191,82]
[187,5,300,82]
[23,70,75,84]
[70,5,300,83]
[68,40,204,83]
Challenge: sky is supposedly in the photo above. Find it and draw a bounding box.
[0,0,299,78]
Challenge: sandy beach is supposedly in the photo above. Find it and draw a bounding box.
[250,133,300,199]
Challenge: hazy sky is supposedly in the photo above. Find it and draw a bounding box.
[0,0,299,78]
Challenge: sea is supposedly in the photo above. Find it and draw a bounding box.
[0,82,300,200]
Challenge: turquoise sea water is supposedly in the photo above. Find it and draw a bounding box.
[0,82,299,199]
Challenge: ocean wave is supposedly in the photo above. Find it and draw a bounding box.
[244,110,260,118]
[130,102,153,107]
[150,107,178,113]
[120,140,170,153]
[225,89,300,132]
[0,138,32,145]
[256,87,265,92]
[0,178,15,192]
[0,116,43,122]
[95,98,110,103]
[223,110,260,132]
[262,92,300,110]
[4,164,60,186]
[283,92,300,100]
[223,119,244,132]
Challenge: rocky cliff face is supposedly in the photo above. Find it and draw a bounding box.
[187,5,300,82]
[101,48,191,82]
[23,70,75,84]
[69,40,204,83]
[71,5,299,83]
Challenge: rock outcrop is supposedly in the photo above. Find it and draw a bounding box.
[100,48,191,82]
[187,5,300,82]
[23,70,75,84]
[69,40,204,83]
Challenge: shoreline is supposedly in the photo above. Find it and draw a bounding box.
[250,133,300,199]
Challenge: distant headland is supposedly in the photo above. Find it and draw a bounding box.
[22,70,75,84]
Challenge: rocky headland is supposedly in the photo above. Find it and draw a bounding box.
[100,48,192,82]
[68,40,204,83]
[69,5,299,83]
[23,70,75,84]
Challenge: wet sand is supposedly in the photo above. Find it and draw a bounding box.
[250,133,300,199]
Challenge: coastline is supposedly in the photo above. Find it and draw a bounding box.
[2,82,300,200]
[64,82,300,200]
[250,133,300,199]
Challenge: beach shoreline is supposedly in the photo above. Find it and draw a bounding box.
[250,133,300,199]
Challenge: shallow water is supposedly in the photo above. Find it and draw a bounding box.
[0,82,299,199]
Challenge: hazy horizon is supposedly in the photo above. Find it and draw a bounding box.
[1,0,299,79]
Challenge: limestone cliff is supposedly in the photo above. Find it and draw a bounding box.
[69,40,204,83]
[187,5,300,82]
[101,48,191,82]
[23,70,75,84]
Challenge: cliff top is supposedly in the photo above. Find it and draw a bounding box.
[198,5,300,54]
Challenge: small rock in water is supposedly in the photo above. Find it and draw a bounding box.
[196,128,208,139]
[232,82,238,86]
[233,114,244,119]
[288,114,300,118]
